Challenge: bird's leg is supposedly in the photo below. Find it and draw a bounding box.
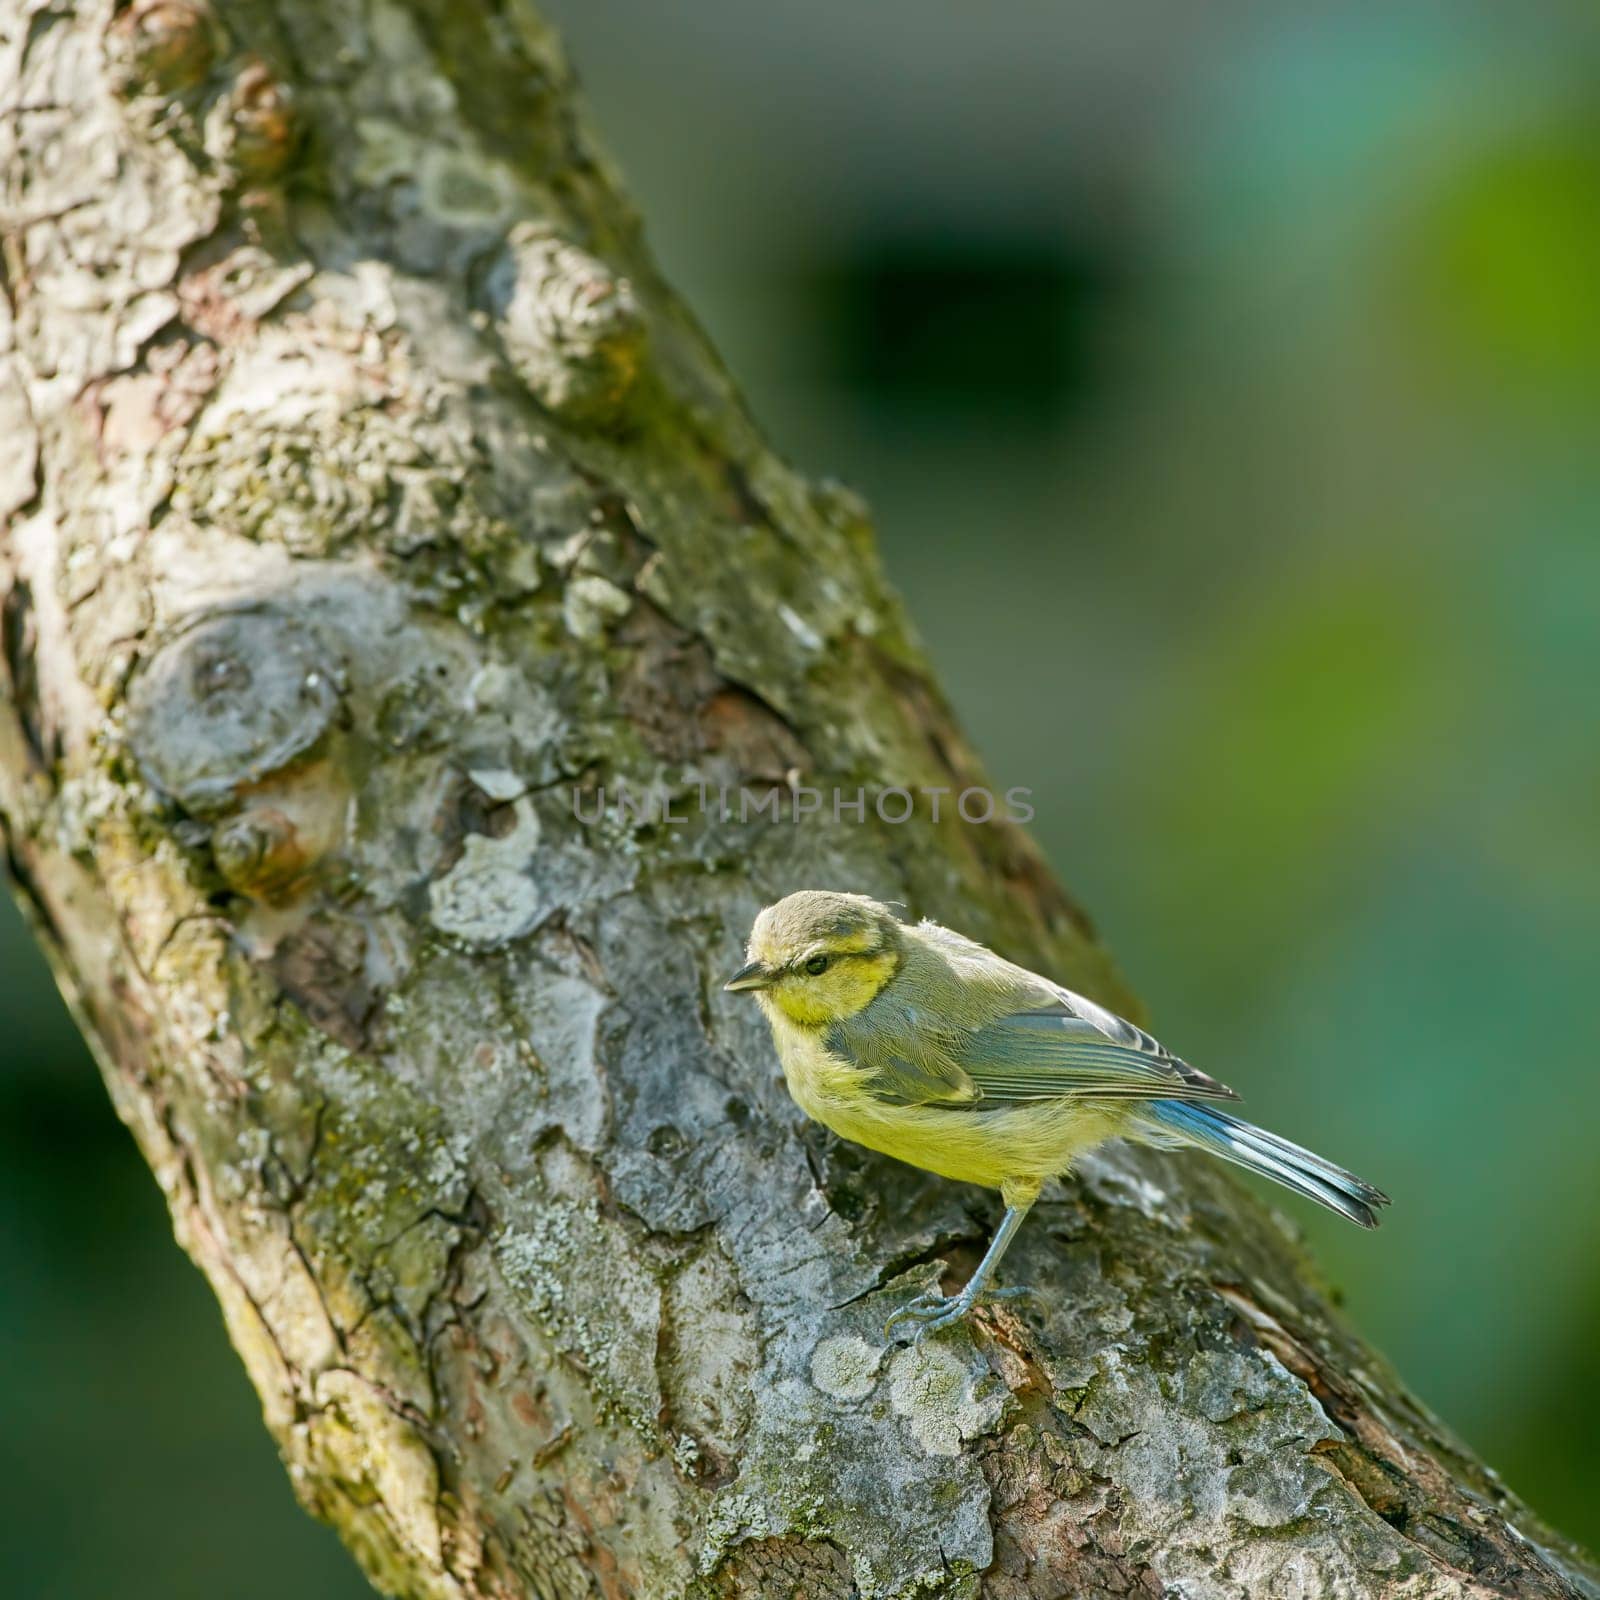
[884,1184,1038,1344]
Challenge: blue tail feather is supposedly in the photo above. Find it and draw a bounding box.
[1140,1100,1389,1229]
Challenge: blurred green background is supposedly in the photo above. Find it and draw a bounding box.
[5,2,1598,1592]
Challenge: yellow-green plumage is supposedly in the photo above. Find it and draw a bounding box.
[763,1008,1123,1197]
[726,890,1387,1340]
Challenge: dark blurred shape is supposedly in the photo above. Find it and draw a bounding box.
[814,237,1117,417]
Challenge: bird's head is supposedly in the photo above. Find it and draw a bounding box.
[725,890,905,1027]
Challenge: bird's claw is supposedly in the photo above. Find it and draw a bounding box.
[882,1282,1036,1344]
[883,1292,970,1344]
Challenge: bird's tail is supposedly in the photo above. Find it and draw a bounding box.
[1138,1100,1389,1228]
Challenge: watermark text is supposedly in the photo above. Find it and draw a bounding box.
[572,780,1034,827]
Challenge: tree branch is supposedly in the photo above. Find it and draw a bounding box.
[1,1,1594,1595]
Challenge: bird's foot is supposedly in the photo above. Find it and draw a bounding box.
[883,1282,1035,1345]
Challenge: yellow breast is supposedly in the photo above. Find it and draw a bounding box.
[763,1008,1123,1191]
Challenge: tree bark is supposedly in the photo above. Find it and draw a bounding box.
[0,3,1593,1596]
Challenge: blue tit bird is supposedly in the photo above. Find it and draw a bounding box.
[726,890,1387,1341]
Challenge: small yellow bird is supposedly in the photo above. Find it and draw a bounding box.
[726,890,1387,1340]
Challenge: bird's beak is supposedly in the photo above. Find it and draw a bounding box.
[724,959,774,993]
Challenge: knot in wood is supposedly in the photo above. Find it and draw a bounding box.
[493,225,647,426]
[126,606,339,814]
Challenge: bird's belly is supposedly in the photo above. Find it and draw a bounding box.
[829,1098,1122,1188]
[790,1064,1120,1190]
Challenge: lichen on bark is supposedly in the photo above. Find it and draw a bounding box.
[1,2,1596,1597]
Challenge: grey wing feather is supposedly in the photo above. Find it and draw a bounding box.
[912,918,1231,1098]
[1049,985,1173,1061]
[829,993,1235,1108]
[825,922,1235,1109]
[824,1007,979,1107]
[851,1047,980,1107]
[952,1003,1238,1104]
[1049,983,1236,1097]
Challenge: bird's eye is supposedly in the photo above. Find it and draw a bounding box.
[803,954,830,976]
